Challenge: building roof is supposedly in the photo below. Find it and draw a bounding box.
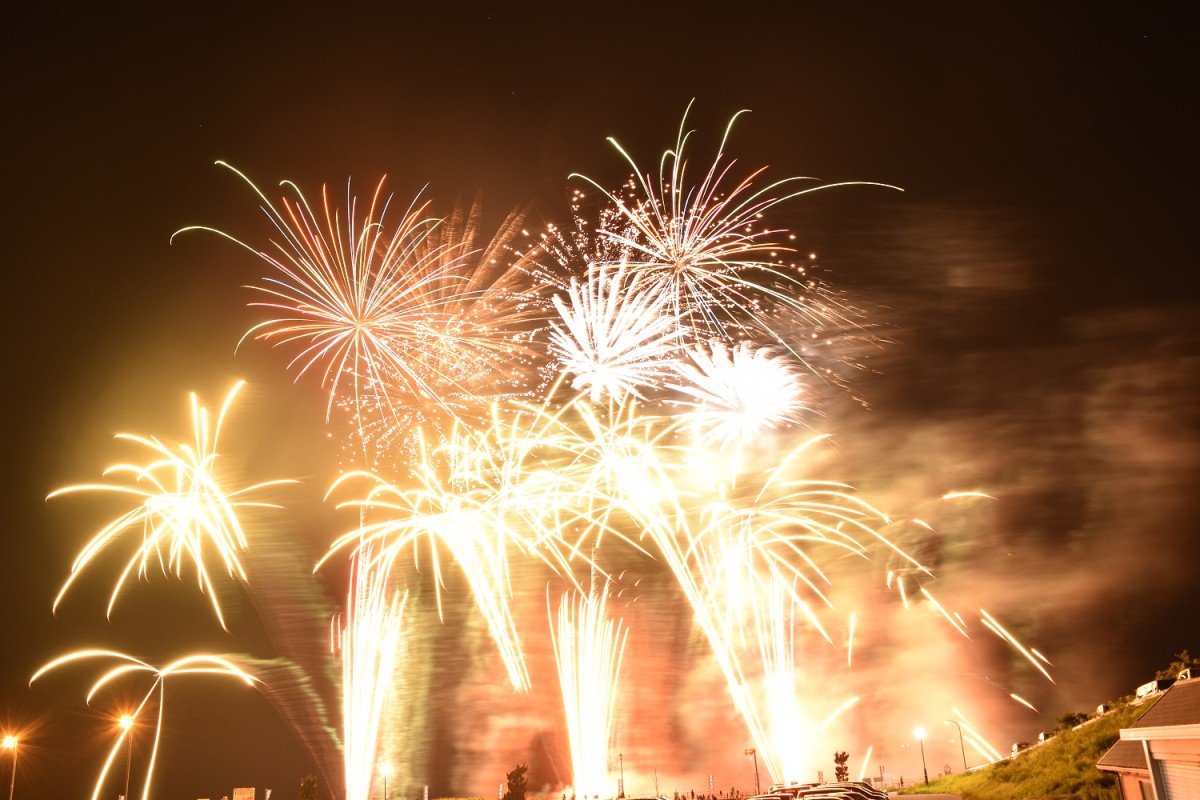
[1097,739,1146,773]
[1097,678,1200,773]
[1128,677,1200,729]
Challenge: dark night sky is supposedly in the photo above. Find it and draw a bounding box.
[3,3,1198,799]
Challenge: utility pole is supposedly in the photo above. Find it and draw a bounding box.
[914,728,929,786]
[119,715,135,800]
[945,720,968,772]
[743,749,759,795]
[2,736,16,800]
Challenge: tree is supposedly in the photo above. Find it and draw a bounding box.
[1055,710,1090,731]
[833,751,849,782]
[1155,649,1200,680]
[299,774,319,800]
[502,763,529,800]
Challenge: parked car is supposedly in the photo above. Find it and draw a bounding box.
[826,782,887,800]
[795,787,871,800]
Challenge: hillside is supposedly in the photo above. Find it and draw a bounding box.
[899,700,1146,800]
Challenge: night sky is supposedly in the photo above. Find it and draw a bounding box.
[4,4,1198,799]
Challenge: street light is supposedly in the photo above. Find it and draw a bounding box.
[380,763,393,800]
[2,735,17,800]
[944,720,968,772]
[119,714,135,800]
[743,749,760,795]
[913,727,929,786]
[618,752,624,799]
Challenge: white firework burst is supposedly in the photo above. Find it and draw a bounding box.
[548,266,682,402]
[670,340,808,446]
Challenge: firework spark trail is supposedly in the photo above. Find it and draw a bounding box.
[321,419,599,693]
[324,488,530,691]
[951,707,1007,764]
[980,609,1055,684]
[857,745,874,783]
[918,586,970,638]
[518,386,895,786]
[757,574,811,783]
[335,550,407,800]
[48,381,292,631]
[847,612,856,668]
[513,387,927,787]
[549,574,629,800]
[570,104,899,372]
[1009,693,1039,713]
[676,447,890,785]
[30,650,258,800]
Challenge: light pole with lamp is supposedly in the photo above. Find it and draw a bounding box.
[2,735,16,800]
[618,753,624,798]
[743,749,759,795]
[119,715,135,800]
[944,720,968,772]
[380,763,393,800]
[913,727,929,785]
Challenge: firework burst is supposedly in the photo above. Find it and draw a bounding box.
[571,104,899,366]
[670,340,809,447]
[48,381,292,631]
[548,266,682,402]
[320,420,584,692]
[20,109,1065,797]
[30,650,258,800]
[175,166,544,468]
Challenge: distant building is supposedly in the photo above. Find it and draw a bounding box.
[1097,676,1200,799]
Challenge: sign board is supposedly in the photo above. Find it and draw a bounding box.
[233,788,256,800]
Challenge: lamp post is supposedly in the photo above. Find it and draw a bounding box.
[743,749,759,795]
[119,715,134,800]
[2,735,16,800]
[913,727,929,786]
[380,763,393,800]
[618,753,624,798]
[944,720,968,772]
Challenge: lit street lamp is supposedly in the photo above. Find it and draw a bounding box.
[380,763,393,800]
[2,735,17,800]
[944,720,968,772]
[743,748,760,795]
[913,727,929,785]
[119,714,135,800]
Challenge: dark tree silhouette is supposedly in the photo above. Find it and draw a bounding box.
[1156,649,1200,680]
[503,763,529,800]
[833,751,850,782]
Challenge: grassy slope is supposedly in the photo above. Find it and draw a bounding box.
[898,701,1145,800]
